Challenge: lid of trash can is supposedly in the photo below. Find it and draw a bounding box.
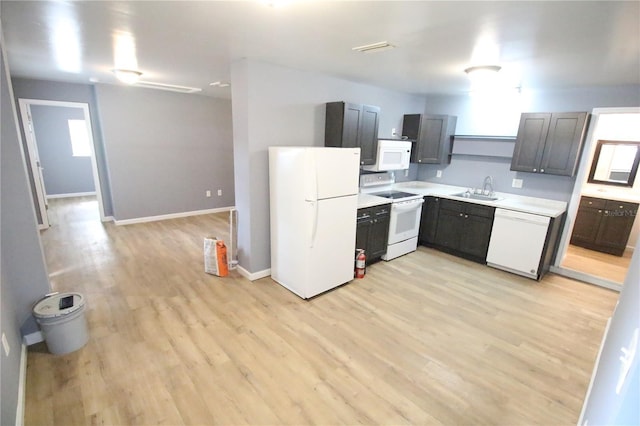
[33,292,85,319]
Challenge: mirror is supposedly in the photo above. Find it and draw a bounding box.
[588,140,640,187]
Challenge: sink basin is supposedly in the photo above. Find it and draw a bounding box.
[451,192,500,201]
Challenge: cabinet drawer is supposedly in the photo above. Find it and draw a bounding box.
[604,200,639,214]
[580,196,606,209]
[466,203,495,219]
[440,199,463,212]
[372,205,391,217]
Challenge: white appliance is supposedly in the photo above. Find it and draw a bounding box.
[360,172,424,260]
[486,208,551,279]
[362,139,412,171]
[269,146,360,299]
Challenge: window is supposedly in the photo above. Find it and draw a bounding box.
[68,119,91,157]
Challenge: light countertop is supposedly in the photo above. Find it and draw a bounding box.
[391,181,568,218]
[357,193,391,209]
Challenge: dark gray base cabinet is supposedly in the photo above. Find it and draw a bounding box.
[570,196,638,256]
[356,204,391,264]
[325,101,380,166]
[420,197,494,263]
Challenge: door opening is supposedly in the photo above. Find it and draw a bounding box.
[18,99,107,229]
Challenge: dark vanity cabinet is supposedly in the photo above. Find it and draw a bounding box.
[325,102,380,166]
[402,114,457,164]
[421,198,495,262]
[511,112,589,176]
[356,204,391,263]
[571,196,638,256]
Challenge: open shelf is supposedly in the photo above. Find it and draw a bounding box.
[450,135,516,159]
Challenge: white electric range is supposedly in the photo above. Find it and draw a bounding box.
[360,172,424,260]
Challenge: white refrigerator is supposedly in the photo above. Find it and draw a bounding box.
[269,146,360,299]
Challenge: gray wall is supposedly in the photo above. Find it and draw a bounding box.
[231,59,427,274]
[30,105,95,195]
[11,77,114,217]
[417,85,640,201]
[1,41,51,426]
[94,84,234,221]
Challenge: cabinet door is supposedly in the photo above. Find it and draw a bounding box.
[461,215,494,260]
[342,103,363,149]
[540,112,588,176]
[325,102,361,149]
[594,201,638,254]
[435,207,462,250]
[359,105,380,166]
[355,208,372,254]
[419,197,440,244]
[415,115,449,164]
[369,210,390,259]
[510,113,551,173]
[571,206,602,244]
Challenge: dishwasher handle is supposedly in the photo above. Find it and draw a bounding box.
[494,208,550,225]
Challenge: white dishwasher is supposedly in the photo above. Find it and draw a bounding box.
[486,208,550,279]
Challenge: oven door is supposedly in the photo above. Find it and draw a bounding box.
[388,199,424,244]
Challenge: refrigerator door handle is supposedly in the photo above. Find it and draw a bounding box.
[308,201,318,248]
[304,151,318,202]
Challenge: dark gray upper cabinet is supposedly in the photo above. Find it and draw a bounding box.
[325,102,380,166]
[402,114,457,164]
[511,112,589,176]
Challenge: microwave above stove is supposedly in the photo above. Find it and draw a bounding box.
[362,139,412,172]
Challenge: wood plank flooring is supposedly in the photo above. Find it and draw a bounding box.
[26,196,618,425]
[562,243,632,284]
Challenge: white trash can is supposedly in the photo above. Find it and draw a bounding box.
[33,292,88,355]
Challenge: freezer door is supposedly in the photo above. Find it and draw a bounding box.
[304,195,357,298]
[305,148,360,201]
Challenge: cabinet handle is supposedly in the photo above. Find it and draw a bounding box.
[588,202,593,205]
[540,169,545,173]
[465,214,468,218]
[459,213,463,217]
[620,205,624,209]
[598,210,602,213]
[533,168,537,172]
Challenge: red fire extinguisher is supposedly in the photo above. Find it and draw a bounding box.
[355,249,366,278]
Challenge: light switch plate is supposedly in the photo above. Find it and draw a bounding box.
[512,178,523,188]
[436,170,443,178]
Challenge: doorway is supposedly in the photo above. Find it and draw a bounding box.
[554,107,640,290]
[18,99,107,228]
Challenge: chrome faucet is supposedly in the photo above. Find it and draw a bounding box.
[482,175,494,196]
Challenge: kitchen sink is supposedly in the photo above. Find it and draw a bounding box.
[451,191,500,201]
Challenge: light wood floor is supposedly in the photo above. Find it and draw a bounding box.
[26,196,618,425]
[562,243,633,284]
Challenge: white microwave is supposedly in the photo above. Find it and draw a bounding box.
[362,139,412,171]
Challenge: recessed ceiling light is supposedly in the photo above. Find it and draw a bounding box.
[209,81,231,88]
[112,69,142,84]
[352,41,395,54]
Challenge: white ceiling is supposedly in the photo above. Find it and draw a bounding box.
[1,1,639,99]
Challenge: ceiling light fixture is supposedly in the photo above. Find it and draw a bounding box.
[135,80,202,94]
[465,65,502,92]
[464,65,502,75]
[352,41,395,54]
[112,68,142,84]
[209,81,231,88]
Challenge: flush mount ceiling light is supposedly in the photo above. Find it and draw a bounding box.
[352,41,395,54]
[112,69,142,84]
[464,65,502,91]
[464,65,502,76]
[209,81,231,88]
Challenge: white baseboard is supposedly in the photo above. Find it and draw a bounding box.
[237,265,271,281]
[16,344,27,426]
[103,216,114,222]
[114,206,236,226]
[46,191,96,199]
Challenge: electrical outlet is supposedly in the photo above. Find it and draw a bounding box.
[436,170,443,178]
[2,333,9,356]
[404,169,409,177]
[217,189,222,196]
[391,128,397,136]
[205,190,211,197]
[512,178,523,188]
